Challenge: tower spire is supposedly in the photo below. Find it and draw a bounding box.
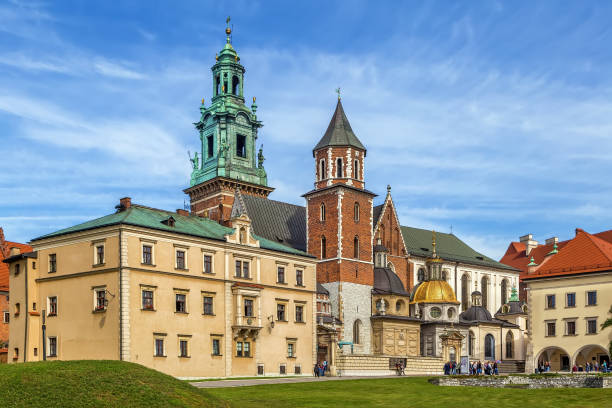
[226,16,232,44]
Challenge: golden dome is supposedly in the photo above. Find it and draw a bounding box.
[410,280,460,304]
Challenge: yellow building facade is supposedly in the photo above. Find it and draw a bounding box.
[6,199,317,378]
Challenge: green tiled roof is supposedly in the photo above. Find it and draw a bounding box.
[400,226,518,271]
[32,205,312,258]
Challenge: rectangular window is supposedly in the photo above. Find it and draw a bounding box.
[203,255,212,274]
[207,135,214,158]
[212,339,221,356]
[176,250,186,269]
[236,134,246,158]
[142,290,154,310]
[244,299,254,317]
[48,296,57,316]
[49,254,56,273]
[295,365,301,374]
[587,291,597,306]
[33,348,38,357]
[295,305,304,323]
[566,293,576,307]
[48,337,57,357]
[258,364,264,375]
[243,341,250,357]
[287,342,295,358]
[277,304,286,321]
[95,290,106,311]
[546,321,556,337]
[14,263,20,275]
[235,260,241,278]
[96,245,105,265]
[296,270,303,286]
[3,311,9,323]
[566,320,576,335]
[280,364,286,375]
[142,245,153,265]
[242,261,250,278]
[154,338,165,357]
[179,339,189,357]
[277,266,285,283]
[546,294,555,309]
[14,303,20,316]
[587,319,597,334]
[236,341,243,357]
[203,296,214,315]
[175,294,186,313]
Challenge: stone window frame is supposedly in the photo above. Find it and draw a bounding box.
[585,317,598,335]
[236,340,252,358]
[565,292,576,308]
[91,239,106,267]
[202,291,215,316]
[585,290,597,306]
[286,337,297,358]
[174,288,190,314]
[276,265,286,284]
[545,294,556,309]
[48,253,57,273]
[177,334,192,358]
[2,311,8,324]
[153,333,167,357]
[92,285,107,313]
[47,335,58,358]
[545,319,556,337]
[234,258,251,279]
[140,239,156,266]
[563,318,578,336]
[202,248,216,275]
[295,269,304,287]
[47,295,58,317]
[211,334,223,356]
[140,284,157,311]
[174,247,188,271]
[276,300,288,322]
[294,301,306,323]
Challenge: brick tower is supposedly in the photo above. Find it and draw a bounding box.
[304,97,376,353]
[184,19,273,223]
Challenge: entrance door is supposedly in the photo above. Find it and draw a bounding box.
[484,334,495,360]
[561,355,570,371]
[317,346,328,364]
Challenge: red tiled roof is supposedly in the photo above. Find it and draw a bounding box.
[0,239,33,292]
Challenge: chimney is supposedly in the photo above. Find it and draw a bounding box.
[519,234,538,256]
[545,237,558,246]
[9,247,21,257]
[116,197,132,212]
[176,209,189,216]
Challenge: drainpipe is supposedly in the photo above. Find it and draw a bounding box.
[119,228,123,361]
[24,259,28,363]
[42,311,46,361]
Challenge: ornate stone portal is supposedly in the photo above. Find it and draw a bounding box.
[439,329,465,363]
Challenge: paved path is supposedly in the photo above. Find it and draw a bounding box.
[191,375,410,388]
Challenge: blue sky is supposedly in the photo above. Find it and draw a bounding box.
[1,1,612,259]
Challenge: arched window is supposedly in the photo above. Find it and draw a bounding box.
[354,159,359,179]
[353,319,362,344]
[320,203,326,221]
[380,225,385,246]
[394,228,400,253]
[319,159,326,181]
[353,236,359,259]
[501,279,508,305]
[232,75,240,96]
[417,268,425,282]
[239,227,246,244]
[484,334,495,360]
[481,276,489,310]
[505,331,514,358]
[442,270,448,281]
[321,236,327,258]
[215,75,221,95]
[395,299,405,313]
[461,274,469,311]
[449,346,456,363]
[468,330,475,356]
[336,158,343,178]
[354,202,360,222]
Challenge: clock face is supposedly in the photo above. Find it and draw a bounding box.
[430,307,441,319]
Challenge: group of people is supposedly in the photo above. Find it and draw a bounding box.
[537,361,551,373]
[468,361,499,375]
[571,360,609,373]
[443,361,458,375]
[313,360,328,377]
[394,361,406,376]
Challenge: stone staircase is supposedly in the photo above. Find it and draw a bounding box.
[498,360,525,374]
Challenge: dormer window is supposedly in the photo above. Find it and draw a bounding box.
[239,227,246,244]
[161,216,175,227]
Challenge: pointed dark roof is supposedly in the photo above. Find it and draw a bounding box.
[373,267,409,296]
[313,100,366,153]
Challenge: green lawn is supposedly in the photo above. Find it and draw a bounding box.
[208,376,612,408]
[0,360,227,408]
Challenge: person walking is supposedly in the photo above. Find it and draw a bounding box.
[314,363,319,377]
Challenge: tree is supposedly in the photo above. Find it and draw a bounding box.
[602,305,612,357]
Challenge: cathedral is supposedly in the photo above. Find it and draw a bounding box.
[185,22,528,374]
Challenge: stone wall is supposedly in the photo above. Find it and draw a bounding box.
[431,374,612,388]
[336,354,444,376]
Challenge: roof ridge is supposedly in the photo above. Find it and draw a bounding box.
[584,231,612,262]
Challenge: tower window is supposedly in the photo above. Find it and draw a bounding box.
[232,75,240,96]
[354,202,360,222]
[236,135,246,158]
[215,75,221,95]
[336,158,343,178]
[321,236,327,258]
[354,159,359,179]
[353,236,359,259]
[320,203,326,221]
[207,135,214,158]
[319,159,326,181]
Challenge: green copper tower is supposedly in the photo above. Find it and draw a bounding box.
[185,18,273,223]
[189,18,268,188]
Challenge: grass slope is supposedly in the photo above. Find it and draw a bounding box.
[208,376,612,408]
[0,360,227,408]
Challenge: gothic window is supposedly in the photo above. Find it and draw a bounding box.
[353,236,359,259]
[506,331,514,358]
[354,159,359,179]
[468,331,475,356]
[319,159,326,181]
[321,236,327,259]
[501,279,508,305]
[353,319,362,344]
[380,225,385,246]
[417,268,425,282]
[354,202,360,222]
[336,158,343,178]
[236,134,246,158]
[320,203,326,221]
[481,276,489,310]
[232,75,240,96]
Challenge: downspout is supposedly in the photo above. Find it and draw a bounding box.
[24,259,28,362]
[42,311,46,361]
[119,228,123,361]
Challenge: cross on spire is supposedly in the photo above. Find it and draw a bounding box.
[335,87,341,100]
